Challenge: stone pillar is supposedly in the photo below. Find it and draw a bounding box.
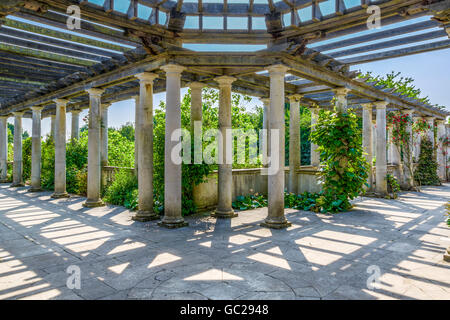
[52,99,69,198]
[159,64,187,228]
[133,96,139,173]
[412,116,422,161]
[71,109,81,141]
[310,107,320,167]
[362,104,373,190]
[83,88,105,208]
[288,94,302,194]
[0,116,8,183]
[212,75,237,219]
[29,106,44,192]
[262,64,291,229]
[260,97,270,166]
[375,102,388,195]
[11,112,24,187]
[387,124,401,165]
[100,103,110,168]
[190,82,203,165]
[133,73,158,222]
[50,114,56,138]
[436,120,446,181]
[401,110,415,189]
[424,117,435,148]
[334,87,351,112]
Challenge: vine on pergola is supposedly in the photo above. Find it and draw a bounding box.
[387,112,430,191]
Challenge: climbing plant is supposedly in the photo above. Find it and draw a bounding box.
[414,137,441,186]
[311,106,369,213]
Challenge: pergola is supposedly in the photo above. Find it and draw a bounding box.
[0,0,449,229]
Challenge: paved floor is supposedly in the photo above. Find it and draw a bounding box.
[0,183,449,300]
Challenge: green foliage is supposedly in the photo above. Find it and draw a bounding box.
[414,137,440,186]
[66,132,88,194]
[41,136,55,190]
[107,129,135,168]
[284,192,320,212]
[22,137,32,182]
[232,193,267,211]
[446,202,450,227]
[311,107,369,213]
[386,174,400,199]
[104,169,138,210]
[360,71,446,110]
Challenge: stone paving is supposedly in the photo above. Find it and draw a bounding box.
[0,183,449,300]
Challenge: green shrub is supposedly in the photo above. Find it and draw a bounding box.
[446,202,449,227]
[232,193,267,211]
[414,137,440,186]
[22,137,32,182]
[311,107,369,213]
[41,136,55,190]
[104,169,138,210]
[386,174,400,199]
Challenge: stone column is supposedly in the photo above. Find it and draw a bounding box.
[133,96,139,173]
[159,64,187,228]
[133,73,159,222]
[212,75,237,219]
[71,109,81,141]
[0,116,8,183]
[412,115,422,161]
[310,107,320,167]
[52,99,69,198]
[375,102,388,195]
[50,114,56,138]
[260,97,270,166]
[334,87,351,112]
[29,106,44,192]
[83,88,105,208]
[402,110,414,189]
[189,82,203,165]
[100,103,110,168]
[262,64,291,229]
[11,112,24,187]
[362,104,373,190]
[424,117,435,148]
[288,94,302,194]
[436,120,446,181]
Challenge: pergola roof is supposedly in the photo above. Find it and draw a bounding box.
[0,0,449,119]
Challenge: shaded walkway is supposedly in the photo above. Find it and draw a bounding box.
[0,183,449,300]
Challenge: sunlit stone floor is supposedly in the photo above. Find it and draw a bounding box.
[0,183,449,300]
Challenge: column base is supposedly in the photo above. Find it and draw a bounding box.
[28,187,43,193]
[51,192,70,199]
[132,211,159,222]
[10,183,25,188]
[158,218,188,229]
[0,178,9,183]
[211,209,238,219]
[260,218,292,230]
[444,247,450,263]
[83,199,105,208]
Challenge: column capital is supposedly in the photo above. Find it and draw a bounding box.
[424,116,435,121]
[101,103,112,110]
[189,81,204,90]
[287,94,303,103]
[54,99,69,106]
[374,101,388,109]
[215,76,236,87]
[86,88,105,97]
[135,72,158,83]
[401,109,414,116]
[259,97,270,105]
[0,115,9,120]
[333,87,351,96]
[266,64,289,76]
[12,111,25,117]
[161,63,185,75]
[70,109,82,115]
[436,119,446,125]
[361,103,373,110]
[30,106,44,112]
